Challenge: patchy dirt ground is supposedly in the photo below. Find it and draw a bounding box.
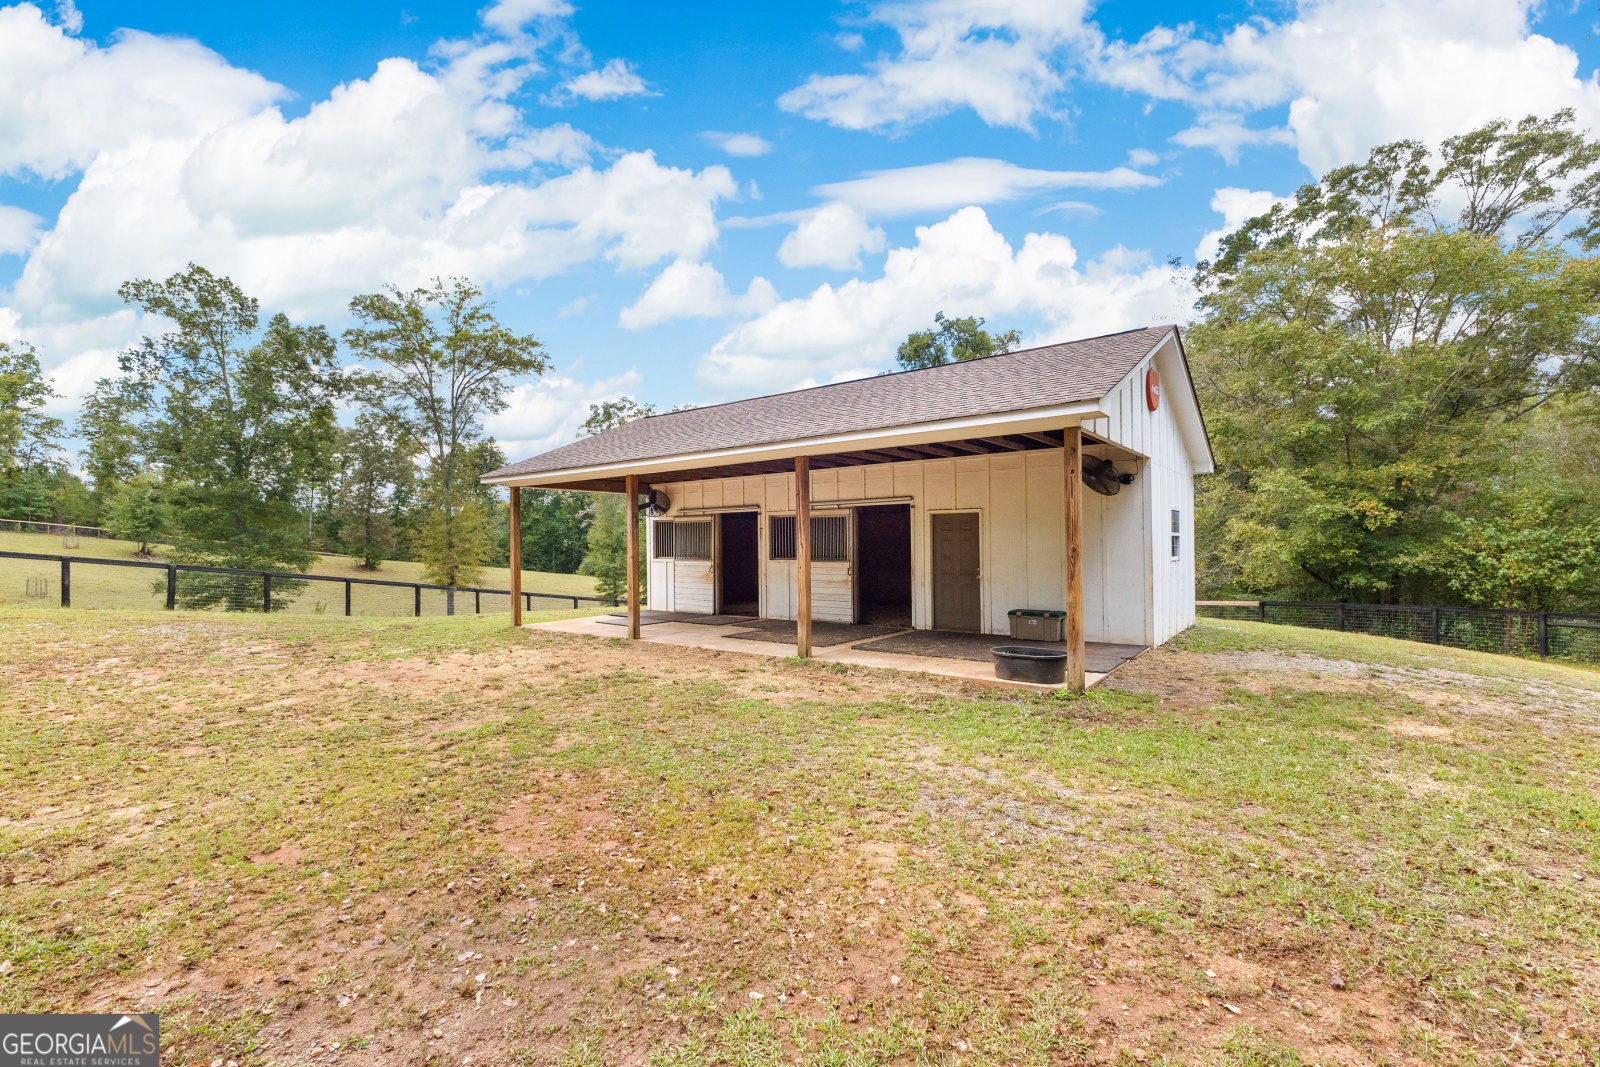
[1,610,1598,1067]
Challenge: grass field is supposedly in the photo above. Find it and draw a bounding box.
[0,528,601,614]
[1,612,1597,1066]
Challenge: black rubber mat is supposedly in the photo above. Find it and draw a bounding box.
[852,630,1146,673]
[725,621,908,648]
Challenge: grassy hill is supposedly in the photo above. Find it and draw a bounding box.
[0,527,600,613]
[0,612,1595,1065]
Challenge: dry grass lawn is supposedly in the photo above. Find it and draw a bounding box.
[1,610,1597,1067]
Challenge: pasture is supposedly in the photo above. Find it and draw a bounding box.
[0,612,1596,1066]
[0,529,599,614]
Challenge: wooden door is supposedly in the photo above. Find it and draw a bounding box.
[932,512,981,632]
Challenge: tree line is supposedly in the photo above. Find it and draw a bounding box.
[895,113,1600,614]
[0,265,630,606]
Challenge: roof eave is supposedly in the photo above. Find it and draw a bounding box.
[481,398,1112,488]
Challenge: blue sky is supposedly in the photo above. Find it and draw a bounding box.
[4,0,1600,461]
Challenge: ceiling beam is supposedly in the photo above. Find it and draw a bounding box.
[1018,431,1061,447]
[978,436,1028,451]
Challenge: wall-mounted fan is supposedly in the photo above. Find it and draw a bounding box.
[640,488,670,516]
[1082,457,1133,496]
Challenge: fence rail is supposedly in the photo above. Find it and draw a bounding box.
[1197,599,1600,667]
[0,517,165,543]
[0,549,619,618]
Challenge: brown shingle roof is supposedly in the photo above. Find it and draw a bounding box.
[484,326,1173,481]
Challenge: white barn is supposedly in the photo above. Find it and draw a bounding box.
[484,326,1214,688]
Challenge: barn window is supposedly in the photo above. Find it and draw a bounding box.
[769,514,849,561]
[1170,509,1181,560]
[653,519,711,560]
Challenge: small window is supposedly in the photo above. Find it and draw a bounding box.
[676,520,712,560]
[653,519,711,560]
[1170,509,1181,560]
[769,514,849,561]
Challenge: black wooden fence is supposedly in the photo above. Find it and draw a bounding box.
[1198,600,1600,666]
[0,550,620,618]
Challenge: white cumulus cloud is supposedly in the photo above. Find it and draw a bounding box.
[618,259,777,330]
[1194,187,1292,263]
[777,203,887,270]
[486,367,644,457]
[813,157,1160,218]
[697,206,1195,397]
[1095,0,1600,174]
[550,58,654,103]
[701,131,772,157]
[0,3,733,376]
[778,0,1093,131]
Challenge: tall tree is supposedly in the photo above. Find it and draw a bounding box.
[576,397,651,596]
[117,264,343,608]
[345,278,545,588]
[518,490,593,574]
[1192,112,1600,606]
[896,312,1021,370]
[103,473,168,556]
[76,370,155,516]
[0,341,63,475]
[333,411,417,569]
[0,341,69,522]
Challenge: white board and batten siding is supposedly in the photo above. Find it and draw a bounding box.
[648,331,1207,646]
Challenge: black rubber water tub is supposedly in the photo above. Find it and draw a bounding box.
[991,645,1069,684]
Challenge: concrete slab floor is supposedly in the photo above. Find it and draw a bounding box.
[526,615,1113,692]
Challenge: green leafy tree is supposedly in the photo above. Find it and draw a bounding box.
[345,278,545,588]
[76,370,154,516]
[117,264,343,609]
[103,473,168,555]
[581,397,655,435]
[334,411,417,569]
[579,493,628,601]
[1191,112,1600,605]
[0,341,63,478]
[576,397,652,597]
[896,312,1022,370]
[518,490,593,573]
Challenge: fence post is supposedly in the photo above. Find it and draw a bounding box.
[344,579,352,617]
[475,590,481,614]
[447,587,456,616]
[414,585,422,617]
[60,559,70,608]
[1257,601,1266,623]
[166,566,177,610]
[1429,606,1440,644]
[263,574,272,613]
[572,596,578,609]
[1336,602,1346,632]
[1538,612,1549,658]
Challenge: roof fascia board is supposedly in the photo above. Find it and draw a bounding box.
[1151,332,1216,475]
[483,399,1109,488]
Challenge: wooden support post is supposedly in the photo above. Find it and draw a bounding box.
[263,574,273,614]
[796,455,812,659]
[1062,427,1085,691]
[509,486,523,628]
[167,565,178,610]
[344,579,352,617]
[625,473,640,640]
[1537,612,1549,658]
[60,558,70,608]
[414,584,421,617]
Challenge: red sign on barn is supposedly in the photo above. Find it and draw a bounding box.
[1146,367,1161,411]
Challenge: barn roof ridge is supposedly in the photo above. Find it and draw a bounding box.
[484,324,1177,482]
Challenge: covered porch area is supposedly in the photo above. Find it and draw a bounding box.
[502,422,1126,691]
[526,610,1146,691]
